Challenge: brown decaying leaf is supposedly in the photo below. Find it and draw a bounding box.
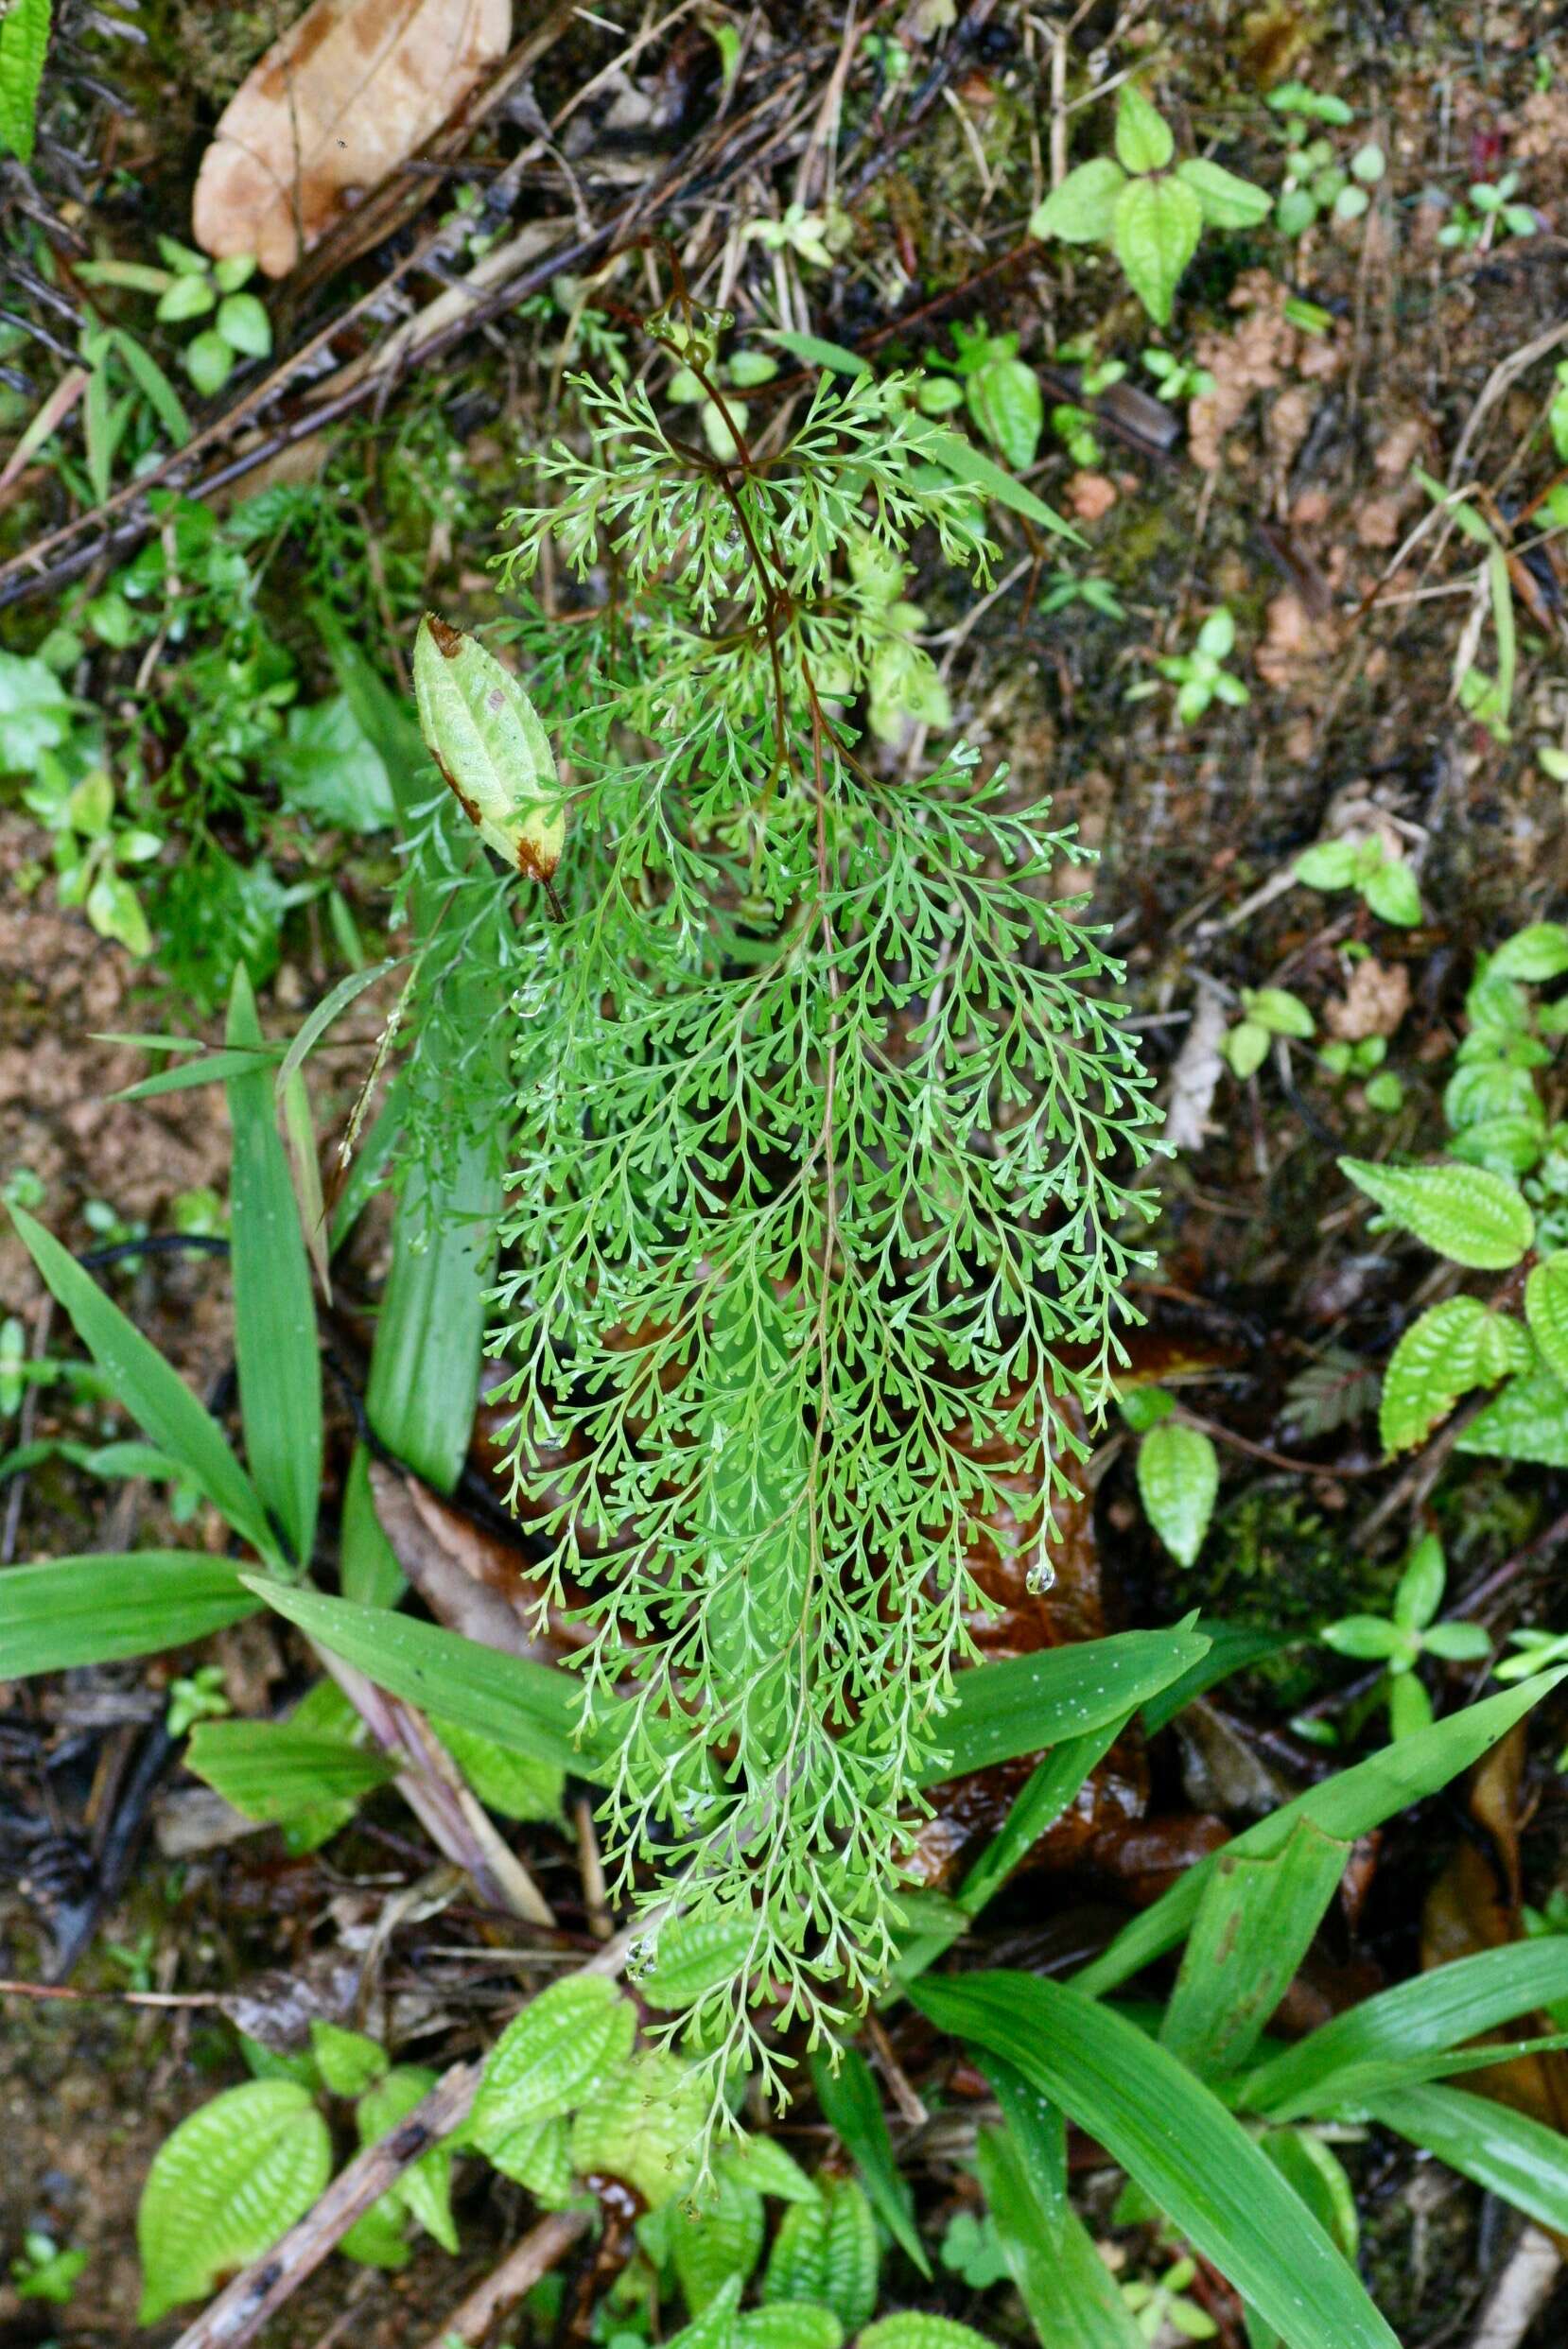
[1324,955,1411,1044]
[369,1458,547,1660]
[193,0,510,277]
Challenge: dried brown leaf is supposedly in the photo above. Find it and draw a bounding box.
[193,0,509,277]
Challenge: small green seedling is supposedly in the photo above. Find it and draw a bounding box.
[1267,86,1384,235]
[1223,986,1315,1079]
[1133,606,1249,725]
[10,2232,89,2306]
[1030,83,1270,323]
[1319,1536,1489,1741]
[1050,402,1103,467]
[1437,173,1536,251]
[166,1663,232,1740]
[1039,569,1125,618]
[742,200,849,271]
[1121,2253,1218,2342]
[918,320,1043,470]
[1142,348,1215,404]
[78,238,270,394]
[21,756,162,956]
[1294,834,1422,926]
[1319,1034,1402,1111]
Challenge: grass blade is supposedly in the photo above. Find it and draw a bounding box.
[0,1552,257,1674]
[925,1624,1209,1783]
[810,2044,930,2276]
[976,2116,1142,2349]
[8,1204,275,1562]
[1160,1819,1349,2080]
[915,1973,1399,2349]
[185,1718,397,1820]
[1073,1674,1565,1996]
[1239,1940,1568,2121]
[1368,2083,1568,2234]
[1141,1621,1296,1733]
[226,966,322,1571]
[113,1048,277,1102]
[274,960,399,1099]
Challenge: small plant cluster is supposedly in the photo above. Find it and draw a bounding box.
[1267,83,1385,235]
[1320,1533,1490,1741]
[78,236,272,395]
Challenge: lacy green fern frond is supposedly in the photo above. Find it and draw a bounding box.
[407,345,1162,2115]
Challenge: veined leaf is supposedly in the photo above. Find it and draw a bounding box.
[469,1975,637,2154]
[1368,2083,1568,2234]
[184,1718,397,1821]
[1111,174,1203,323]
[568,2049,707,2207]
[1160,1819,1349,2079]
[1114,83,1174,172]
[1175,155,1272,227]
[1136,1421,1218,1566]
[765,2176,880,2329]
[113,1047,278,1102]
[641,1913,762,2010]
[9,1205,277,1563]
[811,2044,929,2276]
[1074,1673,1565,1995]
[1029,155,1126,244]
[668,2169,766,2313]
[0,1551,256,1675]
[1379,1296,1530,1454]
[1340,1156,1533,1269]
[1524,1253,1568,1385]
[413,614,566,880]
[915,1974,1398,2349]
[357,2065,458,2251]
[226,965,322,1570]
[136,2080,331,2323]
[860,2322,992,2349]
[0,0,51,163]
[926,1622,1209,1781]
[1457,1366,1568,1468]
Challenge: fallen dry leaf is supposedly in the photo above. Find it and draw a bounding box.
[194,0,510,277]
[1065,470,1118,521]
[1324,955,1411,1042]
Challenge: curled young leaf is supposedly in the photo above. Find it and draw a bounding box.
[412,614,566,884]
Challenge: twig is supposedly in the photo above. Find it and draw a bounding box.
[0,1977,220,2008]
[415,2209,591,2349]
[168,1920,646,2349]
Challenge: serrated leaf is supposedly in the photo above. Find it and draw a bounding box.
[1379,1296,1520,1454]
[412,614,566,882]
[479,2111,574,2205]
[860,2321,994,2349]
[1457,1367,1568,1468]
[136,2080,331,2322]
[1136,1421,1218,1566]
[765,2178,880,2329]
[669,2171,766,2312]
[0,0,51,163]
[1339,1157,1533,1270]
[736,2306,844,2349]
[1490,923,1568,982]
[1029,156,1127,244]
[1114,83,1174,172]
[471,1976,637,2149]
[568,2050,706,2207]
[309,2021,388,2097]
[1175,156,1272,227]
[1525,1255,1568,1385]
[1111,173,1203,323]
[641,1912,761,2010]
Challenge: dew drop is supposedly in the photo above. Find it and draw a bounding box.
[1025,1557,1056,1597]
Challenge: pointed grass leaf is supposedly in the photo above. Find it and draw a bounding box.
[924,1623,1210,1782]
[1160,1819,1350,2079]
[136,2080,331,2323]
[114,1047,279,1103]
[1136,1422,1218,1566]
[1456,1366,1568,1469]
[1074,1673,1565,1996]
[241,1576,598,1773]
[1339,1157,1533,1269]
[471,1975,637,2150]
[765,2177,880,2330]
[1237,1939,1568,2121]
[915,424,1081,541]
[1525,1254,1568,1385]
[1368,2083,1568,2233]
[226,965,322,1570]
[810,2044,929,2276]
[913,1974,1398,2349]
[183,1719,396,1821]
[0,1551,256,1675]
[1112,175,1203,322]
[1030,155,1127,243]
[412,614,566,882]
[1141,1623,1296,1734]
[975,2120,1143,2349]
[9,1206,275,1562]
[764,329,871,376]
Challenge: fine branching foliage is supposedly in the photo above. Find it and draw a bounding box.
[393,313,1165,2109]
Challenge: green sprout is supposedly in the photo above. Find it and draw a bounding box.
[1319,1535,1490,1741]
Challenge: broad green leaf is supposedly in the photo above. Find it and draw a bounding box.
[309,2021,388,2097]
[413,614,566,881]
[470,1976,637,2153]
[717,2134,819,2205]
[1137,1422,1218,1566]
[914,1975,1398,2349]
[1262,2130,1358,2259]
[1525,1254,1568,1385]
[764,329,871,376]
[976,2118,1142,2349]
[1074,1673,1564,1995]
[357,2066,457,2251]
[1239,1939,1568,2121]
[1339,1156,1533,1269]
[765,2177,880,2330]
[928,1623,1210,1782]
[967,357,1043,471]
[1361,860,1421,926]
[136,2080,331,2323]
[0,1551,256,1675]
[240,1576,601,1774]
[1175,156,1272,228]
[1393,1533,1444,1631]
[568,2049,706,2207]
[1161,1820,1350,2079]
[1379,1296,1528,1454]
[1368,2083,1568,2234]
[735,2308,843,2349]
[811,2044,929,2276]
[0,0,51,163]
[226,966,322,1571]
[1295,842,1360,892]
[861,2323,993,2349]
[184,1719,396,1822]
[1490,923,1568,982]
[9,1205,276,1561]
[1457,1366,1568,1468]
[339,2196,411,2269]
[1114,83,1175,172]
[481,2111,573,2204]
[1030,156,1127,244]
[668,2170,766,2312]
[275,695,395,832]
[641,1912,761,2010]
[1111,175,1203,323]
